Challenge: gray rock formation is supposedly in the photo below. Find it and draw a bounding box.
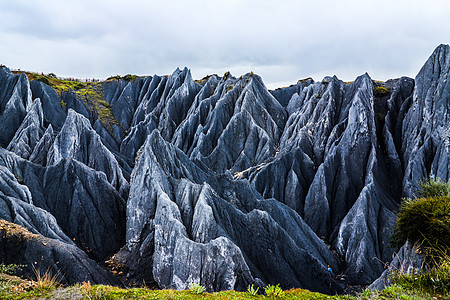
[401,44,450,196]
[0,219,121,285]
[369,242,425,290]
[122,131,341,293]
[0,44,448,293]
[7,98,45,159]
[0,68,32,147]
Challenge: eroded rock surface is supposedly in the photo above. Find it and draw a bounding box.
[0,44,448,292]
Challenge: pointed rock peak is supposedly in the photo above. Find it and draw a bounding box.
[433,43,450,56]
[18,72,29,82]
[353,73,373,87]
[321,76,334,84]
[181,68,196,86]
[44,123,54,135]
[181,66,189,75]
[146,129,166,150]
[222,71,234,81]
[64,108,92,130]
[171,67,182,78]
[417,44,450,79]
[28,98,44,122]
[0,65,12,74]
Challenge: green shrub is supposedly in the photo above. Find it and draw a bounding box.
[0,264,25,275]
[73,82,84,90]
[188,283,206,294]
[374,86,390,96]
[122,74,138,82]
[264,284,285,298]
[106,74,138,82]
[391,178,450,259]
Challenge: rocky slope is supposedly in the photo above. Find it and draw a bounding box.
[0,44,448,293]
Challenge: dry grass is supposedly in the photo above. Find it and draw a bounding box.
[32,265,61,290]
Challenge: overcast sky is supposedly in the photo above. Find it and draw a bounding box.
[1,0,449,89]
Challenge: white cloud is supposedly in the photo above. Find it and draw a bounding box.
[1,0,449,87]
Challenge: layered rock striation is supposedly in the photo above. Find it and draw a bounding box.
[0,44,448,293]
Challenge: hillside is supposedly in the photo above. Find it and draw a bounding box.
[0,44,448,295]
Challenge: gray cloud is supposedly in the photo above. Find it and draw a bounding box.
[1,0,449,89]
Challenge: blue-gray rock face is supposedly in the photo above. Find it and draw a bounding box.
[0,44,448,292]
[368,241,425,290]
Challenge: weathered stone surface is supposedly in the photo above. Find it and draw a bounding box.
[46,109,129,198]
[401,44,450,196]
[0,68,32,147]
[0,219,121,285]
[29,125,55,165]
[7,98,45,159]
[0,44,448,293]
[123,131,341,293]
[369,242,425,290]
[270,78,314,107]
[0,148,126,261]
[30,80,66,130]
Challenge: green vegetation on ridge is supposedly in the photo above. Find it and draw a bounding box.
[12,70,123,136]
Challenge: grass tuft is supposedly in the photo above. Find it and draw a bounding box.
[189,283,206,294]
[247,284,259,296]
[264,284,285,298]
[32,265,61,290]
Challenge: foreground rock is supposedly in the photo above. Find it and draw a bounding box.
[0,219,120,285]
[369,241,425,290]
[120,131,341,293]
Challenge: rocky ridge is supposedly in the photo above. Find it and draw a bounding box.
[0,44,448,293]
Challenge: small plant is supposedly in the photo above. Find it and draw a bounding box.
[225,84,233,92]
[247,284,259,296]
[189,282,206,294]
[0,263,25,275]
[60,100,67,108]
[374,86,390,96]
[32,265,61,290]
[80,281,92,299]
[264,284,285,298]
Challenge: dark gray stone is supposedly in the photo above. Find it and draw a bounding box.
[369,242,425,290]
[0,69,32,147]
[0,219,121,285]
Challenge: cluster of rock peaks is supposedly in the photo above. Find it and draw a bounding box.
[0,44,448,294]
